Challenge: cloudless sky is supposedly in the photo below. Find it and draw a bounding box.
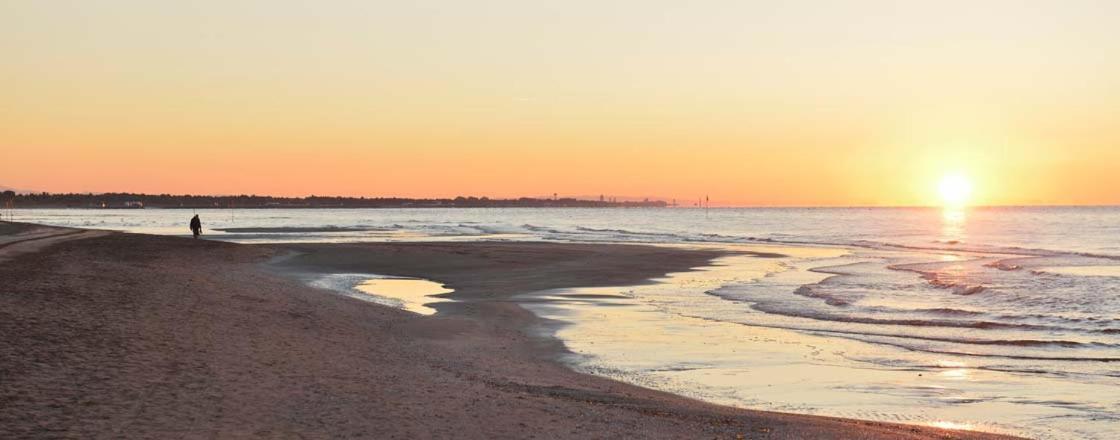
[3,1,1118,206]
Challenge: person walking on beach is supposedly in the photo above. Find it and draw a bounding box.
[189,214,202,239]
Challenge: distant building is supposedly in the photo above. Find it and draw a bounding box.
[99,200,144,209]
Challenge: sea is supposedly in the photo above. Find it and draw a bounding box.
[11,206,1120,439]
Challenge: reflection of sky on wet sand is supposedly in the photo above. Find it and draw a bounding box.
[928,420,975,431]
[354,278,453,315]
[518,243,1114,440]
[308,273,454,315]
[936,360,971,381]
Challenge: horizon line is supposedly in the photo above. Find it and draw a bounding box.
[3,190,1118,210]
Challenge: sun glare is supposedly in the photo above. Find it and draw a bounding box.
[938,174,973,207]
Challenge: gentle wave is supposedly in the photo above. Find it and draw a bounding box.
[662,301,1120,363]
[709,286,1120,336]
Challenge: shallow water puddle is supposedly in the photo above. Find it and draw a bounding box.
[353,277,453,315]
[308,273,453,315]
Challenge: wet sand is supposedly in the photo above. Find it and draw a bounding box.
[0,223,1020,439]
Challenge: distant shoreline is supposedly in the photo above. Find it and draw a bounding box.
[1,192,672,209]
[8,205,675,210]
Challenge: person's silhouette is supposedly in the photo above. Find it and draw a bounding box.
[189,214,202,239]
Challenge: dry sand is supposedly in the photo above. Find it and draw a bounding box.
[0,223,1022,439]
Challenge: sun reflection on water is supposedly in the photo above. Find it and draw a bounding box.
[936,359,970,380]
[928,420,976,431]
[940,208,966,242]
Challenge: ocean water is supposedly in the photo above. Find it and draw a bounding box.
[11,206,1120,439]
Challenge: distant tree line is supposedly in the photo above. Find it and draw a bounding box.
[2,192,668,209]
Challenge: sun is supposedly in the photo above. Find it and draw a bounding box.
[938,174,973,207]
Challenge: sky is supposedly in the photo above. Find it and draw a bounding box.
[3,1,1118,206]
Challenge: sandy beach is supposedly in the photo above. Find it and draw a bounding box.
[0,223,1021,439]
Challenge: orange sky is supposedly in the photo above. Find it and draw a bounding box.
[3,1,1118,206]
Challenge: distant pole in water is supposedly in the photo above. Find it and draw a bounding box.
[705,195,710,218]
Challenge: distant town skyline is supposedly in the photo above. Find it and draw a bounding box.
[4,1,1119,206]
[1,191,671,209]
